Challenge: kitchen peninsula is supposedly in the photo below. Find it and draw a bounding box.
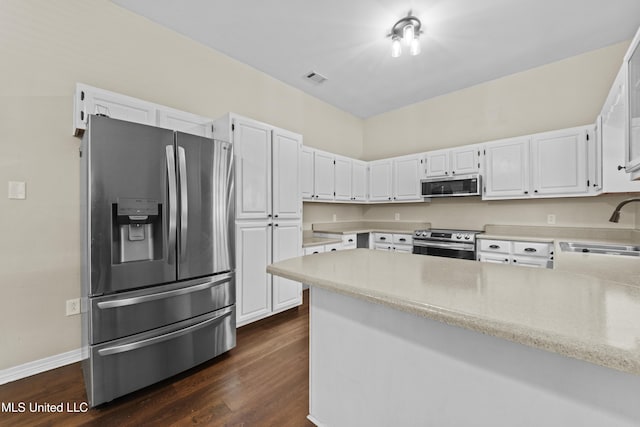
[268,249,640,427]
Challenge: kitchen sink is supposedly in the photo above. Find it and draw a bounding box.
[559,241,640,257]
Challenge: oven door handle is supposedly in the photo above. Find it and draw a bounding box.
[413,241,474,251]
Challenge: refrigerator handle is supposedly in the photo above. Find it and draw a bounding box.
[177,146,188,262]
[166,145,177,264]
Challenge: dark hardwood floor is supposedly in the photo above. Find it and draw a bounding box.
[0,291,313,427]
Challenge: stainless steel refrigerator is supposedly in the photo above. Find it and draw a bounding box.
[80,115,236,407]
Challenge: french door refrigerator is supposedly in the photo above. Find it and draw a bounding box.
[80,115,235,407]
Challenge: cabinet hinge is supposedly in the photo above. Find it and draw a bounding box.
[231,124,235,131]
[586,133,590,141]
[483,149,486,155]
[333,191,336,196]
[333,160,336,165]
[587,179,590,187]
[80,91,85,101]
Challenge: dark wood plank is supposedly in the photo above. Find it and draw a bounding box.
[0,291,314,427]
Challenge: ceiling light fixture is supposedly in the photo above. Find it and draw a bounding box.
[388,11,423,58]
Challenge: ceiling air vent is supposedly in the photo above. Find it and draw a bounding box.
[304,71,328,85]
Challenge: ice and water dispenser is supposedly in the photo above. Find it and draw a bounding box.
[112,198,162,263]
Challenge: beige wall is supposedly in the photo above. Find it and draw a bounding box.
[0,0,362,369]
[362,41,639,230]
[363,42,629,160]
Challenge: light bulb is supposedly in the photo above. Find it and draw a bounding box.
[391,37,402,58]
[403,24,414,45]
[409,36,420,56]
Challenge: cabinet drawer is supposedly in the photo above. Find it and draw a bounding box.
[512,241,552,257]
[374,233,393,243]
[478,239,510,254]
[393,234,412,245]
[511,256,551,268]
[342,234,357,249]
[393,245,413,254]
[374,243,393,251]
[304,246,325,255]
[325,243,342,252]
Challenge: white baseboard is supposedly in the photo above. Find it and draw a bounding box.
[307,414,325,427]
[0,348,85,385]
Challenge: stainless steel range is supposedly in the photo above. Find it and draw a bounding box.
[412,229,481,260]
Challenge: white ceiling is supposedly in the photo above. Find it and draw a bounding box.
[111,0,640,118]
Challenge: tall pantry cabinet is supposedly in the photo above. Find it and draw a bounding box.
[213,114,303,327]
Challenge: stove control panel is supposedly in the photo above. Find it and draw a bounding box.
[413,229,480,242]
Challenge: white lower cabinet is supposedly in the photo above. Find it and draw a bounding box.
[373,233,413,253]
[272,222,304,313]
[236,220,302,327]
[477,238,554,269]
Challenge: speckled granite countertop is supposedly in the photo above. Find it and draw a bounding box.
[311,220,429,235]
[478,225,640,287]
[268,249,640,375]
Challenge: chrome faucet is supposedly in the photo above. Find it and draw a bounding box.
[609,198,640,223]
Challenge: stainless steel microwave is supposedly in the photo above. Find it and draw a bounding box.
[421,174,481,197]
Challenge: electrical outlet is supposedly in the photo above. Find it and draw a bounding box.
[66,298,80,316]
[395,213,400,220]
[547,214,556,225]
[332,213,337,222]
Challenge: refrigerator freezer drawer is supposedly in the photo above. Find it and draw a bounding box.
[90,272,235,344]
[85,305,236,407]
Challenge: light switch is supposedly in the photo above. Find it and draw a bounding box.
[8,181,26,200]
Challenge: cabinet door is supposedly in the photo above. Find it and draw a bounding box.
[301,146,315,200]
[393,155,421,201]
[157,109,213,137]
[272,221,302,313]
[273,129,302,220]
[369,160,393,202]
[314,151,335,201]
[235,221,272,326]
[351,160,368,201]
[483,137,530,199]
[76,84,158,133]
[451,146,480,175]
[627,33,640,173]
[234,119,272,219]
[425,150,450,177]
[531,128,588,196]
[334,156,352,201]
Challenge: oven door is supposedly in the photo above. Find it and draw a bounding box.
[413,241,476,260]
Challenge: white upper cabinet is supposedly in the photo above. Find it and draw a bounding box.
[351,160,368,201]
[425,150,449,177]
[301,146,315,200]
[450,145,481,175]
[626,26,640,176]
[600,66,640,192]
[233,118,273,219]
[369,160,393,202]
[530,127,589,196]
[313,150,335,201]
[484,137,531,199]
[334,155,353,201]
[484,126,594,200]
[74,83,211,137]
[272,128,302,220]
[393,154,422,201]
[74,84,157,135]
[424,146,481,178]
[157,109,213,137]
